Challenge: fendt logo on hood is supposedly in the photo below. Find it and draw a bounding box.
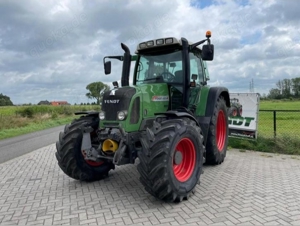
[104,99,120,104]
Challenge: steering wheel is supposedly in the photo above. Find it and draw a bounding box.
[160,72,175,82]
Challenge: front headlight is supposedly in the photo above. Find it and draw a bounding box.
[117,111,127,120]
[99,111,105,120]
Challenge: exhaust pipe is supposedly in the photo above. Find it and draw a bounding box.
[121,43,131,87]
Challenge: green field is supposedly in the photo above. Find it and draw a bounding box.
[0,105,100,117]
[259,99,300,110]
[230,99,300,155]
[0,105,100,140]
[258,100,300,138]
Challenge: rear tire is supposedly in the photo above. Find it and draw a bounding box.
[137,117,204,202]
[238,107,243,117]
[206,96,229,165]
[55,115,114,182]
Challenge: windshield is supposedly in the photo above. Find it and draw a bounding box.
[135,50,183,85]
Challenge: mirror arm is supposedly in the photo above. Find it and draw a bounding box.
[103,56,124,65]
[189,38,209,51]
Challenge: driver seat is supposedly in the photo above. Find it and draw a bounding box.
[174,70,183,83]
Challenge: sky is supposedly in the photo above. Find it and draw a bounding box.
[0,0,299,105]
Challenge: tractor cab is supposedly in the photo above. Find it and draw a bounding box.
[103,31,214,116]
[133,39,210,111]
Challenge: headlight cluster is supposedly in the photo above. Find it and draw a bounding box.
[99,111,105,120]
[99,110,128,121]
[117,111,127,120]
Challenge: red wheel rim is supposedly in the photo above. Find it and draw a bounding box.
[173,138,196,182]
[81,149,103,167]
[239,108,242,116]
[216,110,226,152]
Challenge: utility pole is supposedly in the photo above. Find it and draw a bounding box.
[249,79,254,92]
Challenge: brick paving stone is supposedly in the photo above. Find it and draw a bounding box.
[0,145,300,225]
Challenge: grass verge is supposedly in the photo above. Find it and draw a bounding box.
[229,136,300,156]
[0,115,77,140]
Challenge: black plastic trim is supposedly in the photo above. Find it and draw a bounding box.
[181,38,190,109]
[196,116,211,146]
[205,87,230,117]
[74,111,99,116]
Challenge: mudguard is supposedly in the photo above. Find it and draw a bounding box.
[205,87,230,117]
[74,111,99,116]
[155,110,200,127]
[198,87,230,145]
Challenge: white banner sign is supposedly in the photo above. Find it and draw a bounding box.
[228,93,260,139]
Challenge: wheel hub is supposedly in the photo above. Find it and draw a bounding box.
[174,150,183,165]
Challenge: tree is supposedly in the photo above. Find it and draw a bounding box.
[0,93,13,106]
[267,88,281,99]
[276,80,283,95]
[282,78,292,98]
[291,77,300,97]
[86,82,110,105]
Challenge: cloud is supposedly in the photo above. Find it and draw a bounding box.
[0,0,299,104]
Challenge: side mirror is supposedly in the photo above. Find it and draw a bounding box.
[202,44,214,61]
[104,61,111,74]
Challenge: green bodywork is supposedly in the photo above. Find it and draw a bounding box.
[100,83,169,132]
[100,83,211,132]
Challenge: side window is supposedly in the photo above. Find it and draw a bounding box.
[190,52,204,86]
[203,61,210,81]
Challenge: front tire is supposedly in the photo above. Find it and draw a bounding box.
[137,117,204,202]
[206,96,229,165]
[55,115,114,182]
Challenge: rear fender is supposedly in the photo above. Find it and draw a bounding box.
[205,87,230,117]
[199,87,230,145]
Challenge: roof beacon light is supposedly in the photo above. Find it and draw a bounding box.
[206,31,211,38]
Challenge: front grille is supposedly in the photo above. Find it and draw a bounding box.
[101,87,136,121]
[103,103,118,120]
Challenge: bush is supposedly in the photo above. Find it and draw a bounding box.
[16,107,35,118]
[62,106,73,115]
[51,112,58,119]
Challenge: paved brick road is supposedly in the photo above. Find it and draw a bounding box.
[0,144,300,225]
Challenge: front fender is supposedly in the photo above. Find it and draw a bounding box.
[74,111,99,116]
[155,110,200,127]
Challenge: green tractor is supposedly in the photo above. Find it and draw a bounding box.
[229,98,242,117]
[55,31,231,202]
